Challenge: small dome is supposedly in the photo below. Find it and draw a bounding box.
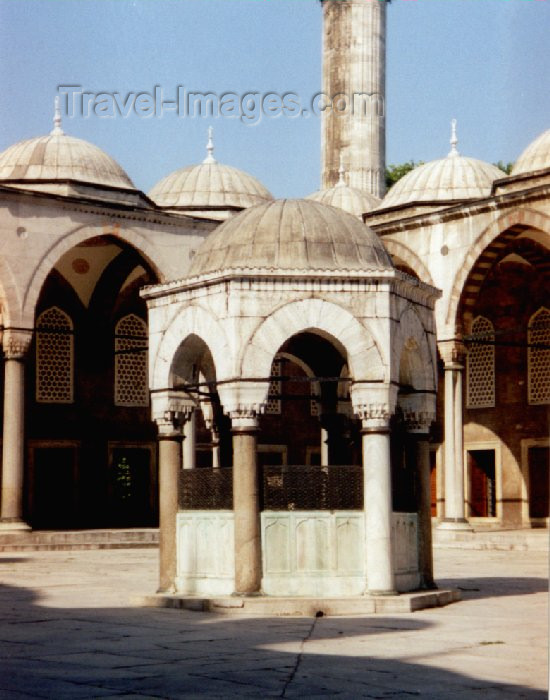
[0,103,135,192]
[188,198,393,277]
[380,121,505,210]
[149,129,272,218]
[512,129,550,176]
[307,164,380,218]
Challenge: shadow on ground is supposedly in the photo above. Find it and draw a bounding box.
[0,582,546,699]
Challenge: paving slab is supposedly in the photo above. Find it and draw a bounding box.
[0,547,547,698]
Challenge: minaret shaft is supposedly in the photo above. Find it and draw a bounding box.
[321,0,386,198]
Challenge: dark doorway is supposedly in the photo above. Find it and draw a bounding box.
[529,447,549,519]
[468,449,496,517]
[109,447,157,527]
[30,446,78,529]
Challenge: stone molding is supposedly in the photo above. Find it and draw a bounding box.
[3,329,33,360]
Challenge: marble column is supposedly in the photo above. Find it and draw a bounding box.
[156,411,185,593]
[361,412,395,596]
[439,342,471,530]
[182,412,196,470]
[231,412,262,595]
[0,330,33,531]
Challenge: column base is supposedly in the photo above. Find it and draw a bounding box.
[231,591,263,598]
[367,589,398,597]
[0,518,31,532]
[437,518,473,532]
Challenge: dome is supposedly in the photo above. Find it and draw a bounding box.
[149,130,273,218]
[512,129,550,176]
[307,166,380,218]
[0,105,136,193]
[188,198,393,277]
[380,122,505,210]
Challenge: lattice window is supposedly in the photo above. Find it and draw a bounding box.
[265,359,282,415]
[115,314,148,407]
[528,307,550,405]
[467,316,495,409]
[36,306,74,404]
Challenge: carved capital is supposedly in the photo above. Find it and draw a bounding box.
[403,410,436,435]
[438,338,466,368]
[151,390,195,436]
[351,382,397,430]
[3,329,33,360]
[217,380,268,425]
[356,403,392,431]
[229,407,260,432]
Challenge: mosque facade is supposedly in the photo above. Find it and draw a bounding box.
[0,0,547,597]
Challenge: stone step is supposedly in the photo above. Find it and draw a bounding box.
[433,528,549,552]
[0,528,159,551]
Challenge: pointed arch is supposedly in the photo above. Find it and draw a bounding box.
[240,298,387,384]
[393,305,436,393]
[21,224,166,325]
[383,239,434,286]
[151,305,230,390]
[446,207,550,331]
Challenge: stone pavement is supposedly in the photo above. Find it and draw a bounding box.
[0,545,547,699]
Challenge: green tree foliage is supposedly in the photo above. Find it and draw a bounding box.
[493,161,514,175]
[385,160,423,190]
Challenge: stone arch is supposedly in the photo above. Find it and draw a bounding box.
[21,223,167,325]
[446,207,550,331]
[383,239,434,286]
[0,255,23,328]
[151,304,231,391]
[240,298,387,384]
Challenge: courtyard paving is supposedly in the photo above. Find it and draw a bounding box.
[0,545,547,699]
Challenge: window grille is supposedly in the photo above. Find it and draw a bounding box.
[115,314,148,407]
[265,359,282,415]
[528,307,550,405]
[36,306,74,403]
[467,316,495,408]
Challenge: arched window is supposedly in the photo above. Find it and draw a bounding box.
[528,307,550,405]
[36,306,74,403]
[467,316,495,409]
[114,314,148,407]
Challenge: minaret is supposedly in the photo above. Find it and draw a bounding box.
[321,0,387,198]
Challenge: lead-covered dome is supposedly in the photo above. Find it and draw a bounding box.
[187,198,393,277]
[512,129,550,176]
[0,103,137,201]
[307,165,380,219]
[149,130,273,220]
[380,122,505,210]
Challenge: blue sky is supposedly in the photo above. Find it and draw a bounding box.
[0,0,548,198]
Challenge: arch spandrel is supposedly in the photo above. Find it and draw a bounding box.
[445,206,550,333]
[151,304,231,391]
[21,224,167,326]
[239,298,388,384]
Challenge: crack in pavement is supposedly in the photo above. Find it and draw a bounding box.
[280,616,319,698]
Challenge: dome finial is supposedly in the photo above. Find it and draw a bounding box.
[449,118,459,157]
[203,126,216,164]
[51,96,64,136]
[337,154,346,186]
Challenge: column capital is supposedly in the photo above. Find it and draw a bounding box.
[351,382,397,431]
[3,328,33,360]
[217,380,268,426]
[151,389,195,436]
[438,338,466,368]
[230,409,260,433]
[399,393,437,435]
